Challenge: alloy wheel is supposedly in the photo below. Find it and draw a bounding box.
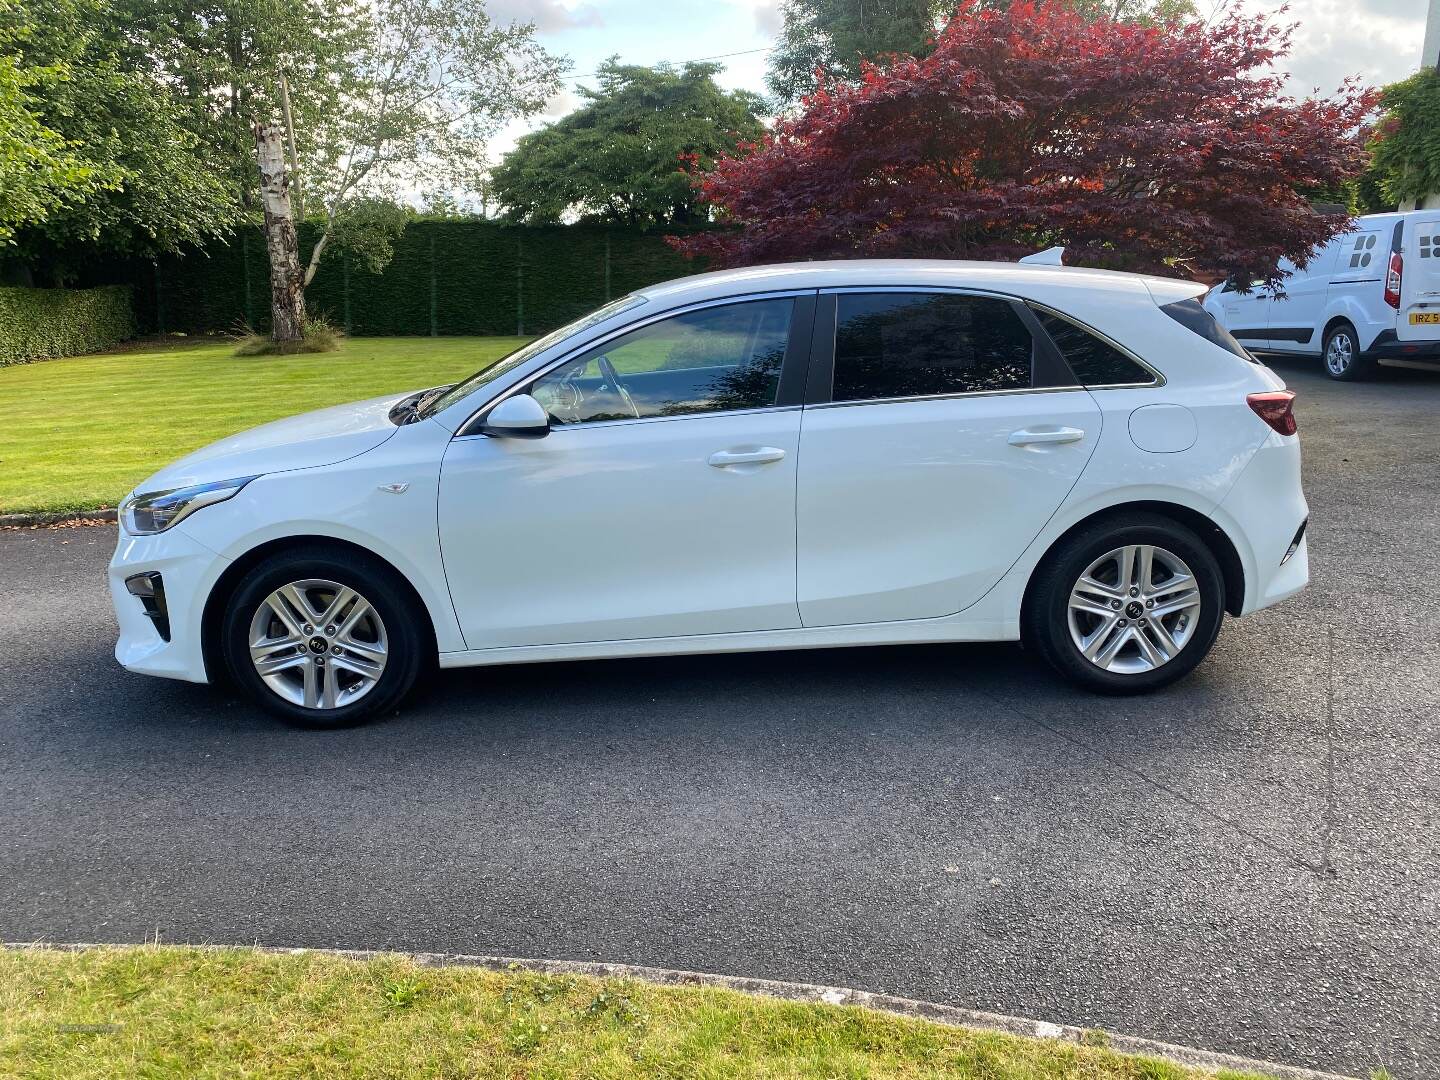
[247,578,388,709]
[1325,332,1353,376]
[1066,545,1202,675]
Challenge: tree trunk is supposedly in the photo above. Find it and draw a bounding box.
[254,123,306,343]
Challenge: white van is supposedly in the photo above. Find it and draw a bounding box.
[1203,211,1440,380]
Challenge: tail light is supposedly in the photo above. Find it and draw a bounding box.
[1385,251,1402,309]
[1247,390,1297,436]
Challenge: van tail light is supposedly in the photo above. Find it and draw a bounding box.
[1385,252,1402,309]
[1247,390,1297,436]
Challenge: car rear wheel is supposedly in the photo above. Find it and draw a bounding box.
[1023,515,1225,694]
[1322,322,1372,381]
[221,546,428,727]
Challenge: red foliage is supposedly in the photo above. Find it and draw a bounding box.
[671,2,1378,286]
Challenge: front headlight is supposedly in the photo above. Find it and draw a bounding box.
[120,476,259,535]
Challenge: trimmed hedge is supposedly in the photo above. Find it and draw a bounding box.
[128,221,712,338]
[0,285,134,366]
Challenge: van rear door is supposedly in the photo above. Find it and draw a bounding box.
[1400,216,1440,343]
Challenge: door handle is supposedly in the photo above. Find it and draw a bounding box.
[708,447,787,467]
[1008,426,1085,447]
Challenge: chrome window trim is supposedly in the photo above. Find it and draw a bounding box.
[454,289,816,437]
[807,384,1088,410]
[451,404,803,441]
[1026,300,1166,389]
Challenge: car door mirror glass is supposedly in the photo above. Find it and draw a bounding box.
[482,394,550,438]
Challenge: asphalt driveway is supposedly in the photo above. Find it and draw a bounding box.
[2,356,1436,1078]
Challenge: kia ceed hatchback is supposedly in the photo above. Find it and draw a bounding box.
[111,261,1309,727]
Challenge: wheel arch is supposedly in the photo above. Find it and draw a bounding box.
[1321,314,1357,347]
[200,535,440,684]
[1022,500,1246,620]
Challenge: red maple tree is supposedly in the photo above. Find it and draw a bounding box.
[671,2,1377,286]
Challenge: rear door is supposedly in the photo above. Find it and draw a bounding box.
[1400,216,1440,343]
[794,290,1100,627]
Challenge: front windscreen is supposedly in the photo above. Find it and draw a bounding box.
[418,294,646,419]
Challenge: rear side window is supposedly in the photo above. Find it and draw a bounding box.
[1160,298,1257,363]
[831,293,1033,403]
[1031,308,1156,386]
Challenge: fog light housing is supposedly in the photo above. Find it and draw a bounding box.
[125,571,171,641]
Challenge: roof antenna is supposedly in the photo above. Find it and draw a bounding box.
[1019,246,1065,266]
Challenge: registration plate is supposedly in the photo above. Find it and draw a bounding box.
[1410,312,1440,325]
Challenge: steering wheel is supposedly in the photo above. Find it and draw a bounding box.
[595,354,640,419]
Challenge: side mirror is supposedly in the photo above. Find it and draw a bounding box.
[482,394,550,439]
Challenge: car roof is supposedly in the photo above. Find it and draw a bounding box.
[636,259,1204,307]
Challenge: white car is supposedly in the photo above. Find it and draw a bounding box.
[1203,210,1440,380]
[111,261,1309,727]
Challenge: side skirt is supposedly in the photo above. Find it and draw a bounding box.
[437,617,1016,670]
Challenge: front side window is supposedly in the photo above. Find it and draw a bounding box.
[1032,308,1156,387]
[530,298,793,425]
[830,293,1033,403]
[420,294,645,419]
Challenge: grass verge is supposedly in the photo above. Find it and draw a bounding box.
[0,945,1273,1079]
[0,336,527,515]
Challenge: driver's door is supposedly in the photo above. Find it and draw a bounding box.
[437,295,811,650]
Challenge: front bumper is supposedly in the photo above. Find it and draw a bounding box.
[110,527,228,683]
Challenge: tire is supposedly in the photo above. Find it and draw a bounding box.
[220,545,429,728]
[1022,514,1225,695]
[1322,322,1372,381]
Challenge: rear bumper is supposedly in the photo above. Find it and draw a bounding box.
[1365,330,1440,361]
[1215,431,1310,616]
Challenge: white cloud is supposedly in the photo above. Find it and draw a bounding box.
[746,0,784,36]
[488,0,604,31]
[1233,0,1426,93]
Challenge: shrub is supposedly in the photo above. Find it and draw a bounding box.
[1370,69,1440,208]
[0,285,133,366]
[232,316,344,356]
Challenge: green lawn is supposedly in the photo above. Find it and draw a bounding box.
[0,945,1268,1079]
[0,336,528,515]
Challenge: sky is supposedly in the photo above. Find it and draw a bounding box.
[482,0,1433,161]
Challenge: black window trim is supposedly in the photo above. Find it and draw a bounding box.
[1026,299,1165,389]
[456,289,819,437]
[803,286,1087,408]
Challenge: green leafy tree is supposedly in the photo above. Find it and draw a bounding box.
[767,0,1196,106]
[492,60,766,226]
[6,0,241,280]
[1370,69,1440,209]
[101,0,563,341]
[291,0,567,290]
[767,0,937,105]
[0,0,102,252]
[115,0,369,214]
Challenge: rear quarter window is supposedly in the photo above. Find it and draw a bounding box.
[1030,308,1157,386]
[1159,298,1257,363]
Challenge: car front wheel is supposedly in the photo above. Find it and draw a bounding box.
[221,546,428,727]
[1023,515,1225,694]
